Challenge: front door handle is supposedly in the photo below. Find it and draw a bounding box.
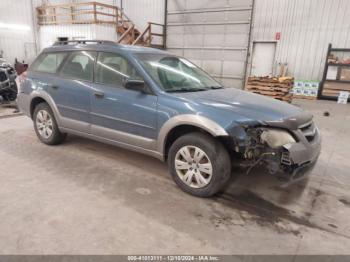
[94,91,105,98]
[51,85,59,89]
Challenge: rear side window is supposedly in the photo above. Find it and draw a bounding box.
[95,52,142,87]
[31,52,67,74]
[60,51,96,82]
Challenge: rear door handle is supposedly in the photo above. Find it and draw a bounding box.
[51,85,59,89]
[94,91,105,98]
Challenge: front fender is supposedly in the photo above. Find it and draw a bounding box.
[157,114,228,155]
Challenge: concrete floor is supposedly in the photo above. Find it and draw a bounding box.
[0,99,349,255]
[0,103,21,118]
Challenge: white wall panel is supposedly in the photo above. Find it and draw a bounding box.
[0,0,37,65]
[36,0,118,49]
[250,0,350,82]
[0,0,163,65]
[2,0,87,63]
[95,25,118,41]
[123,0,165,31]
[39,24,117,49]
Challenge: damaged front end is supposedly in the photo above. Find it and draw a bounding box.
[0,59,18,102]
[230,117,321,186]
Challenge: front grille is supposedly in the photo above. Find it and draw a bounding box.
[299,121,317,143]
[0,71,8,82]
[281,151,292,165]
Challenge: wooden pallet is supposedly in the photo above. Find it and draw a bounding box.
[248,76,293,84]
[247,82,292,89]
[293,95,317,100]
[246,85,290,93]
[246,76,294,103]
[250,90,289,96]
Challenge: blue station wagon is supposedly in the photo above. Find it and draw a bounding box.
[17,40,321,197]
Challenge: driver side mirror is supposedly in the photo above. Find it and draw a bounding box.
[125,79,147,93]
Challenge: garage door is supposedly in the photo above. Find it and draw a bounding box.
[166,0,253,89]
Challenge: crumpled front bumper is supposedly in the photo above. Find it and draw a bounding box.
[284,131,321,165]
[280,124,321,185]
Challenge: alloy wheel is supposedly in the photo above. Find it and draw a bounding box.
[174,146,213,189]
[36,110,53,139]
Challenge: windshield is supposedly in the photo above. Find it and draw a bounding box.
[136,53,222,92]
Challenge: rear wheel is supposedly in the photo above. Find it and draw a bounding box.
[33,102,66,145]
[168,132,231,197]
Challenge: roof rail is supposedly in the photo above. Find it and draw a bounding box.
[53,40,117,46]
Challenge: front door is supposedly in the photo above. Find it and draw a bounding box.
[251,42,277,77]
[90,52,158,150]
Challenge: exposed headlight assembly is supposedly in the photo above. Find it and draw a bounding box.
[260,129,296,149]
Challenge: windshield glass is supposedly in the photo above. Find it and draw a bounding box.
[136,53,222,92]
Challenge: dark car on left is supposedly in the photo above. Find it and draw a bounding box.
[0,58,18,102]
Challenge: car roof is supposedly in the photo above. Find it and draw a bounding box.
[43,41,169,56]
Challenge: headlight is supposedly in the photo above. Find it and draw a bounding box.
[260,129,296,149]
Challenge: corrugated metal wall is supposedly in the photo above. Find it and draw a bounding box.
[0,0,88,63]
[0,0,163,64]
[123,0,165,32]
[39,25,117,48]
[37,0,118,49]
[0,0,37,65]
[166,0,254,88]
[250,0,350,81]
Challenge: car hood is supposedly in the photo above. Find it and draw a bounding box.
[173,88,313,130]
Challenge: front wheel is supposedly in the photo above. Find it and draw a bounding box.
[168,132,231,197]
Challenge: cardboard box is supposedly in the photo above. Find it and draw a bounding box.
[338,91,349,104]
[293,81,319,97]
[326,66,339,80]
[340,68,350,81]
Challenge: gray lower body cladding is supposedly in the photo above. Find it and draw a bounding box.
[280,123,321,181]
[283,131,321,166]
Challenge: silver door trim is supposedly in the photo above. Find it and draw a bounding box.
[60,126,163,160]
[91,124,157,150]
[57,104,89,114]
[91,112,156,130]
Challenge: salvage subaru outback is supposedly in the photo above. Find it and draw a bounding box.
[17,41,321,197]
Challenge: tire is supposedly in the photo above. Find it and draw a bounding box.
[8,82,18,101]
[33,102,66,145]
[168,132,231,197]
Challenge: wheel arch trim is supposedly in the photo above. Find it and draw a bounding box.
[30,91,62,126]
[157,115,228,156]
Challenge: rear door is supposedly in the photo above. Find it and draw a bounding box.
[90,52,158,149]
[28,51,68,105]
[53,51,97,132]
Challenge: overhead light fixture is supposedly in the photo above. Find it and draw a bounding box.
[0,22,31,31]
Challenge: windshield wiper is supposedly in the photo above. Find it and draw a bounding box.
[166,88,208,93]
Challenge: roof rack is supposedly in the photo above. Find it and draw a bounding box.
[53,40,117,46]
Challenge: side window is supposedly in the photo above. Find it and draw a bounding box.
[95,52,142,87]
[31,52,67,74]
[60,51,96,81]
